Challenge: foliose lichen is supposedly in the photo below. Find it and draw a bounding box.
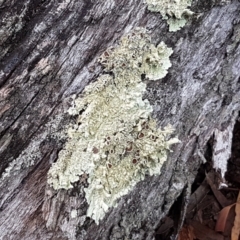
[145,0,193,32]
[47,28,179,224]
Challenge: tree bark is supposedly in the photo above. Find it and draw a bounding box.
[0,0,240,239]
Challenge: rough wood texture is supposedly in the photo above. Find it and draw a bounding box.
[0,0,239,239]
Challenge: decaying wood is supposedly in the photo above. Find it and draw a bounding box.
[0,0,240,239]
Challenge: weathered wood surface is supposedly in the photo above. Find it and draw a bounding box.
[0,0,240,239]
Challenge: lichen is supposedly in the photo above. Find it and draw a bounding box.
[145,0,193,31]
[47,28,179,224]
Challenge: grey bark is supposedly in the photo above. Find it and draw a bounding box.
[0,0,239,239]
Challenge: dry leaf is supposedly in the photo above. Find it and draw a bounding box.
[232,191,240,240]
[178,225,195,240]
[215,203,236,232]
[190,220,224,240]
[206,172,231,207]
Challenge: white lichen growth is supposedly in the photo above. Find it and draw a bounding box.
[145,0,193,31]
[47,28,179,224]
[70,209,78,219]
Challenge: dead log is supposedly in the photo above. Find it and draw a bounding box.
[0,0,240,239]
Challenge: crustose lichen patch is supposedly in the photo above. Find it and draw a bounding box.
[47,28,179,224]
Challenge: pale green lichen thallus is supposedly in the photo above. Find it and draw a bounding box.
[47,28,179,224]
[145,0,193,31]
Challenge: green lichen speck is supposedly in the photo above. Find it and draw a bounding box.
[47,28,179,224]
[145,0,193,31]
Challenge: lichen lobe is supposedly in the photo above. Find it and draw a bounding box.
[47,28,179,224]
[145,0,193,31]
